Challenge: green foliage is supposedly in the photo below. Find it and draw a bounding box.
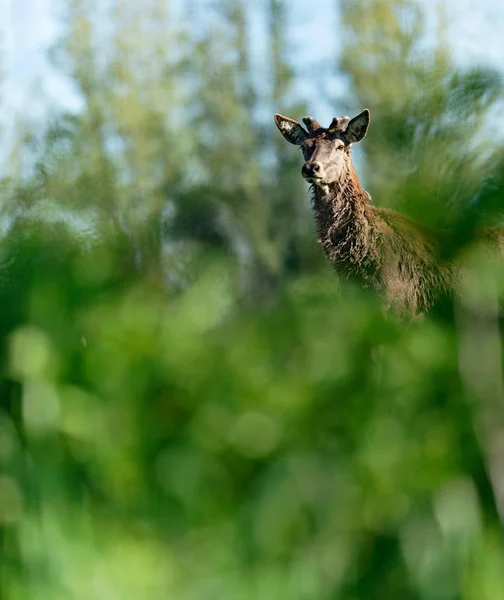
[1,1,504,599]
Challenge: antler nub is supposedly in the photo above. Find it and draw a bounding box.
[302,116,322,132]
[329,116,351,131]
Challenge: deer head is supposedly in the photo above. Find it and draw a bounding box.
[274,109,370,185]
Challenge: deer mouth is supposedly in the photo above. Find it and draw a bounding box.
[303,175,323,184]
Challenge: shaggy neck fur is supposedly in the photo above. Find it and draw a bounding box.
[311,161,379,282]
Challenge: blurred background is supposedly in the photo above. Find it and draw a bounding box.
[1,0,504,598]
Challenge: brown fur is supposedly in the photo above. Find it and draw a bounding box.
[274,109,504,317]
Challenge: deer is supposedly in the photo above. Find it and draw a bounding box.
[274,109,504,318]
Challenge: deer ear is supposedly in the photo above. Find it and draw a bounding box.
[344,109,370,144]
[274,114,308,145]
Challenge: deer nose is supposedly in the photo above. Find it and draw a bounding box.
[302,162,321,178]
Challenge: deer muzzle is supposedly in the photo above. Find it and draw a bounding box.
[302,162,322,182]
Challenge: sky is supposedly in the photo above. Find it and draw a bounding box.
[1,0,503,164]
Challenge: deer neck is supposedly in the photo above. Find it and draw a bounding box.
[311,162,376,269]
